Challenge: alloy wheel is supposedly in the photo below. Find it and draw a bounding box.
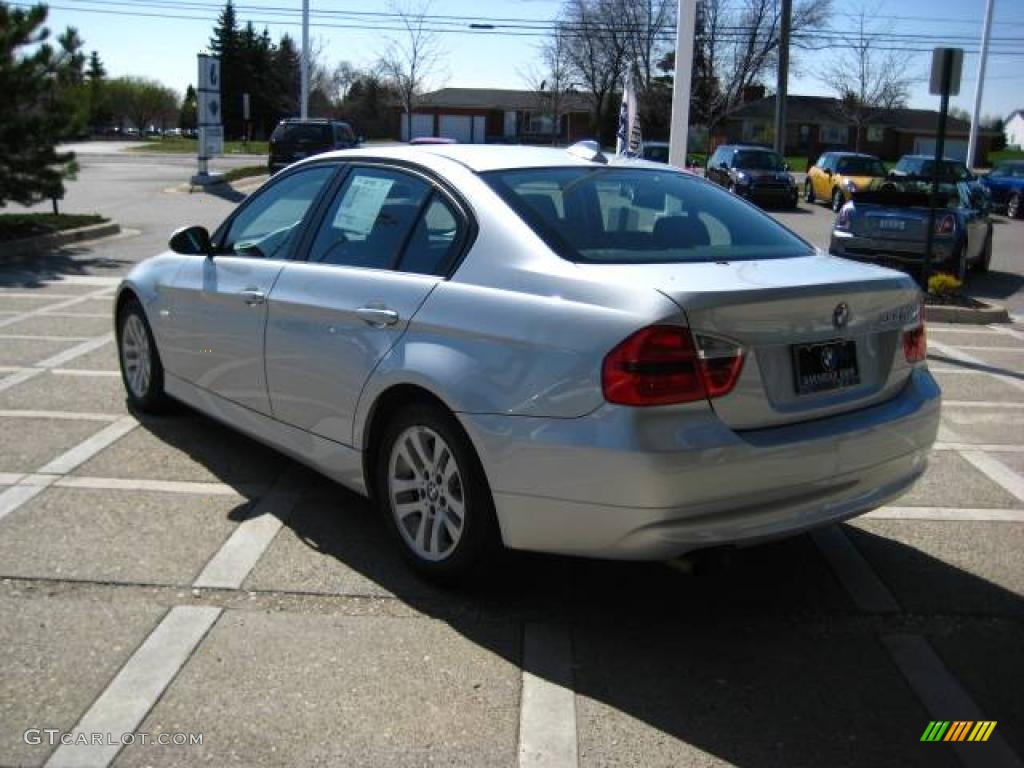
[120,313,152,399]
[388,425,465,562]
[1009,194,1021,219]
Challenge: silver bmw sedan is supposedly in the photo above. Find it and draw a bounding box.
[115,144,940,579]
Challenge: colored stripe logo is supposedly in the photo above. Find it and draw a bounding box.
[921,721,997,742]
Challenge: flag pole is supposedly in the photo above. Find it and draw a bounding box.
[669,0,698,167]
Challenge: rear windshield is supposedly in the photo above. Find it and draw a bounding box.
[484,167,813,264]
[271,123,331,143]
[733,150,785,170]
[836,156,886,176]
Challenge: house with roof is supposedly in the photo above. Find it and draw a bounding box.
[719,93,999,165]
[401,87,593,145]
[1005,110,1024,149]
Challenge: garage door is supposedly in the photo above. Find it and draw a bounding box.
[439,115,472,143]
[401,113,434,141]
[913,137,968,161]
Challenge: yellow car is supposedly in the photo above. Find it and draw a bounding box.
[805,152,888,212]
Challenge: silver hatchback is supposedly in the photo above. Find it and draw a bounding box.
[116,144,940,579]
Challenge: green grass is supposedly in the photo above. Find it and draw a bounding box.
[130,137,269,155]
[784,156,809,172]
[988,149,1024,166]
[218,165,268,183]
[0,213,107,242]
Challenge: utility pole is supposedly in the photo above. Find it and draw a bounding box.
[669,0,698,168]
[967,0,995,169]
[774,0,792,155]
[300,0,310,119]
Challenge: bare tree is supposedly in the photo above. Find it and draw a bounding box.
[378,0,446,142]
[818,10,911,150]
[694,0,832,133]
[520,27,575,145]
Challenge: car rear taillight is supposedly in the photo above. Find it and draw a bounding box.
[902,322,927,363]
[935,213,955,235]
[602,326,744,406]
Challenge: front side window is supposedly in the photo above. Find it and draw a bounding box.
[220,165,336,259]
[835,156,886,176]
[309,166,430,269]
[485,167,813,264]
[733,150,786,171]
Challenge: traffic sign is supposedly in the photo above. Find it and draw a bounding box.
[930,48,963,96]
[199,125,223,158]
[198,55,220,92]
[198,92,221,126]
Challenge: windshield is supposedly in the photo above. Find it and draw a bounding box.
[484,167,813,264]
[733,150,786,171]
[836,156,886,176]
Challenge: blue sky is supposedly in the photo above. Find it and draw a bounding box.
[32,0,1024,121]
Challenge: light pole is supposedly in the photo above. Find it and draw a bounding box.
[300,0,310,119]
[669,0,698,167]
[967,0,995,168]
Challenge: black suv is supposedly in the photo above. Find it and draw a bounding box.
[706,144,798,208]
[268,119,361,174]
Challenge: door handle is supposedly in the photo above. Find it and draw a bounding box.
[356,306,400,327]
[240,288,266,306]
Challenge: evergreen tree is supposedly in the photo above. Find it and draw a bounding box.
[0,3,83,205]
[86,50,109,131]
[179,84,197,131]
[272,33,300,122]
[209,0,241,136]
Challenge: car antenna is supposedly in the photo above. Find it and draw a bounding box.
[566,140,608,165]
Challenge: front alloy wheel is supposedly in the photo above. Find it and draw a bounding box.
[804,180,815,203]
[117,299,168,412]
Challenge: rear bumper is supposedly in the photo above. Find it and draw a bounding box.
[830,231,957,270]
[459,368,940,559]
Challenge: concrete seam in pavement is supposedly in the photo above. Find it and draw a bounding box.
[811,525,900,613]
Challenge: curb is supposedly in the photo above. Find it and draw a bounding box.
[926,301,1010,325]
[2,221,121,258]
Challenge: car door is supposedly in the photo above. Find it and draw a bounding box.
[161,163,338,414]
[264,164,470,446]
[814,154,833,198]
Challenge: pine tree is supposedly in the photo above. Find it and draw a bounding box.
[0,3,83,206]
[179,84,198,131]
[85,50,108,131]
[210,0,241,136]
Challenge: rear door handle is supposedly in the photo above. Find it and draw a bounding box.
[356,306,399,327]
[240,288,266,306]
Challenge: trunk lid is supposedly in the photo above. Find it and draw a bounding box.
[577,254,922,430]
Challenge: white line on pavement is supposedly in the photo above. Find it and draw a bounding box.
[928,340,1024,394]
[0,286,114,330]
[959,451,1024,503]
[44,605,222,768]
[866,506,1024,522]
[0,472,26,485]
[36,333,114,368]
[0,334,95,342]
[518,622,578,768]
[37,416,138,475]
[42,312,113,319]
[0,368,40,394]
[0,292,82,300]
[943,401,1024,409]
[0,409,120,422]
[883,635,1023,768]
[934,442,1024,452]
[193,468,306,589]
[811,525,899,613]
[0,475,58,522]
[44,276,121,286]
[990,325,1024,343]
[51,368,120,377]
[54,476,250,496]
[950,345,1024,353]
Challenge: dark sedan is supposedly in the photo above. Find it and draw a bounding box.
[705,144,799,208]
[829,179,992,280]
[980,160,1024,219]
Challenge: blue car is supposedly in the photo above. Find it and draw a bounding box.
[980,160,1024,219]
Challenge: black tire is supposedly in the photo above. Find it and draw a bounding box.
[1009,193,1022,220]
[375,402,500,582]
[116,297,170,413]
[971,227,993,273]
[804,180,815,203]
[832,188,844,212]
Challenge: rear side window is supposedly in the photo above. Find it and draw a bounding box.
[308,167,430,269]
[399,195,464,276]
[485,167,813,264]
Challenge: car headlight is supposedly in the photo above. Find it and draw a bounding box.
[735,171,750,185]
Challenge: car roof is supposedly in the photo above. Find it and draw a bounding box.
[720,144,776,152]
[829,152,879,158]
[900,155,965,162]
[310,144,672,173]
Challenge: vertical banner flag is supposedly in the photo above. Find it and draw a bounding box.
[616,65,642,157]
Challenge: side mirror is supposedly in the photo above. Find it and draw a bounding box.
[718,161,728,169]
[825,169,833,176]
[169,225,212,256]
[783,162,790,171]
